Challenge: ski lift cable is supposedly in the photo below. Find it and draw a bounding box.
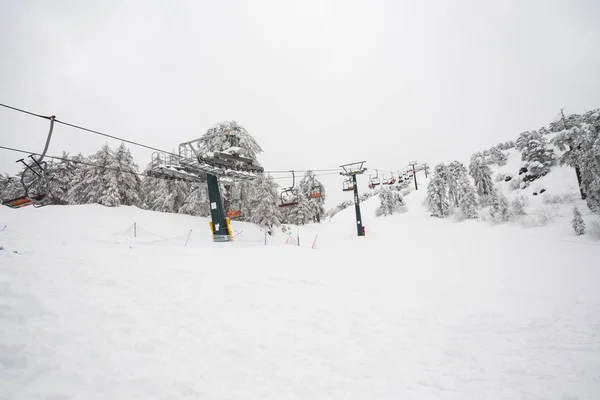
[0,144,197,183]
[0,102,345,175]
[0,102,180,157]
[0,145,340,185]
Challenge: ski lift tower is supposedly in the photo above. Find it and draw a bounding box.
[408,160,419,191]
[340,161,367,237]
[147,136,263,242]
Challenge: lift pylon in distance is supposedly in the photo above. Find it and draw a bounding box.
[340,161,367,237]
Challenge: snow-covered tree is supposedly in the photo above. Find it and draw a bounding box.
[249,175,282,230]
[446,161,468,208]
[146,178,175,213]
[143,176,191,213]
[510,195,528,216]
[69,144,119,206]
[520,132,556,177]
[489,189,511,222]
[469,153,494,198]
[47,152,77,205]
[196,121,263,217]
[179,184,209,216]
[488,147,508,166]
[552,110,600,213]
[572,206,585,235]
[376,186,405,216]
[0,173,21,200]
[516,131,536,151]
[426,165,450,218]
[112,142,142,206]
[456,175,478,219]
[287,190,311,225]
[67,153,92,204]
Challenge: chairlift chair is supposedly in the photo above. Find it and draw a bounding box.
[279,170,299,207]
[308,176,322,199]
[226,209,241,218]
[342,179,354,192]
[2,116,56,209]
[368,169,381,189]
[382,172,396,185]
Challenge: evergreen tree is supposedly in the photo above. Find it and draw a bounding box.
[48,152,77,205]
[489,189,511,222]
[521,132,556,177]
[179,184,209,216]
[147,178,175,213]
[446,161,468,208]
[69,145,116,205]
[516,131,535,151]
[250,175,282,230]
[552,110,600,213]
[197,121,263,215]
[287,190,311,225]
[469,153,494,197]
[426,165,450,218]
[68,153,92,204]
[376,186,405,216]
[488,147,508,166]
[113,142,142,206]
[456,175,478,219]
[572,206,585,235]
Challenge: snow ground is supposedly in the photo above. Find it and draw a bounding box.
[1,171,600,399]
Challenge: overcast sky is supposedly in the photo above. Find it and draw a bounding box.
[1,0,599,207]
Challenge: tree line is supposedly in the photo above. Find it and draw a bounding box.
[0,121,327,231]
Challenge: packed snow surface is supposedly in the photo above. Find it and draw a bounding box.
[1,177,599,399]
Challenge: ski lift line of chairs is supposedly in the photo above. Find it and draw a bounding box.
[2,116,56,209]
[382,172,396,185]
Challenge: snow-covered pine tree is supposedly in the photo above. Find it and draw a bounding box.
[426,165,450,218]
[376,186,405,216]
[69,145,117,205]
[197,121,263,216]
[520,132,556,177]
[299,171,326,223]
[250,175,282,230]
[67,153,92,204]
[179,183,209,216]
[47,152,77,205]
[489,189,511,222]
[516,131,535,151]
[113,142,142,206]
[488,146,508,166]
[572,206,585,235]
[456,175,478,219]
[552,109,600,213]
[147,178,175,213]
[469,153,494,198]
[446,161,468,208]
[287,190,311,225]
[510,195,528,216]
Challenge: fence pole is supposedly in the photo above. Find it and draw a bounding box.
[185,230,192,247]
[134,222,137,238]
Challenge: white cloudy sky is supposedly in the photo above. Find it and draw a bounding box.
[1,0,599,207]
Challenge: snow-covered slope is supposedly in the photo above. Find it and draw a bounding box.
[1,169,599,399]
